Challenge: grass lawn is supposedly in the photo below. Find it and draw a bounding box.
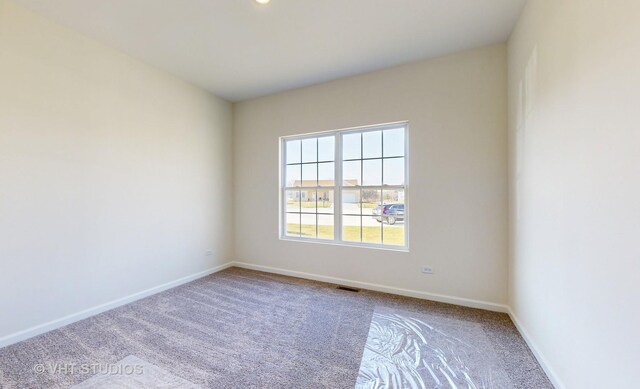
[286,223,404,246]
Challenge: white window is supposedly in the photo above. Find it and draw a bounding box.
[281,122,408,250]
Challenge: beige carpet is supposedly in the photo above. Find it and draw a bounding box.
[0,268,552,388]
[71,355,200,388]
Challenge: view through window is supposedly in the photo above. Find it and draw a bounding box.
[282,123,407,249]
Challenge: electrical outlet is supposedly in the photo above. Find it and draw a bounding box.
[421,266,434,274]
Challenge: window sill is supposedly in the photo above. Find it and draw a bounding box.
[279,236,409,252]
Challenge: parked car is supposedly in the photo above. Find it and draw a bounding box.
[372,204,405,225]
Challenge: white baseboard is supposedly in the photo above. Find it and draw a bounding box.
[231,261,509,313]
[0,262,234,349]
[507,308,564,389]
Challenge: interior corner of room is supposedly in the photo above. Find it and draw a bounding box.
[1,0,638,388]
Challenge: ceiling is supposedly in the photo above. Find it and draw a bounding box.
[15,0,526,101]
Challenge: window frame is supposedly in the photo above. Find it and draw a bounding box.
[279,121,409,251]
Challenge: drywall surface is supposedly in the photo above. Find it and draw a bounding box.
[233,44,508,306]
[508,1,640,387]
[0,0,233,340]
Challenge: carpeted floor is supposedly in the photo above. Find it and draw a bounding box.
[0,267,553,388]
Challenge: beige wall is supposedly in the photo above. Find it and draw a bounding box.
[233,44,508,307]
[508,1,640,387]
[0,0,233,341]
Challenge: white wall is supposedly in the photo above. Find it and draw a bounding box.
[233,44,509,307]
[508,1,640,387]
[0,0,233,341]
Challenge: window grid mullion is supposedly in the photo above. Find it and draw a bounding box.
[285,185,403,190]
[360,133,363,242]
[286,160,335,166]
[381,131,384,244]
[342,156,404,163]
[335,133,342,242]
[316,140,319,238]
[299,140,303,237]
[280,139,284,237]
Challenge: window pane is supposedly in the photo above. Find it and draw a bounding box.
[383,158,405,185]
[302,163,317,186]
[363,189,382,244]
[343,133,361,160]
[302,138,317,163]
[362,189,382,210]
[363,130,382,159]
[383,128,405,157]
[286,140,301,164]
[317,214,334,240]
[317,190,334,214]
[363,221,382,244]
[300,190,316,213]
[384,220,405,246]
[286,164,301,187]
[286,213,301,237]
[382,188,404,204]
[342,189,361,215]
[318,136,335,162]
[342,215,361,242]
[318,162,335,186]
[298,189,310,203]
[286,190,301,212]
[300,213,317,238]
[362,159,382,186]
[343,160,361,186]
[382,189,405,246]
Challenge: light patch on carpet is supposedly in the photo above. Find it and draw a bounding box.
[71,355,200,389]
[356,307,513,389]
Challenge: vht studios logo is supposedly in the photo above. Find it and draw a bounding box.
[33,363,144,375]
